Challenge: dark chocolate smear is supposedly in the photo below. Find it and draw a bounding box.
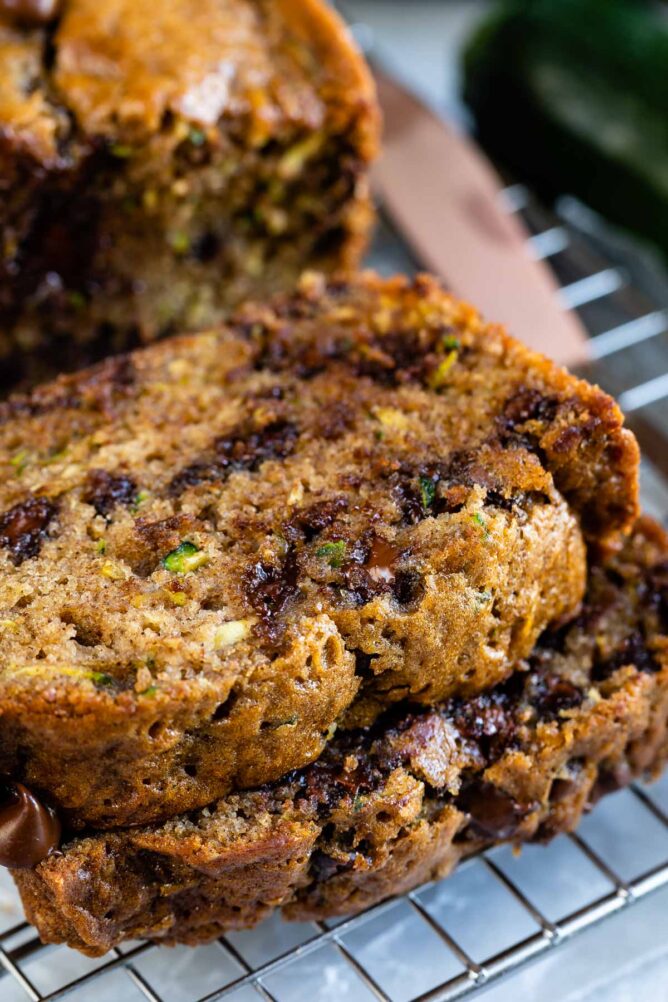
[169,418,298,495]
[0,782,61,869]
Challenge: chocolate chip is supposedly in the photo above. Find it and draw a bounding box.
[550,778,576,803]
[499,388,559,431]
[646,561,668,631]
[309,847,356,882]
[528,672,583,719]
[310,849,348,882]
[285,497,347,543]
[592,631,660,681]
[84,469,137,518]
[458,782,528,840]
[392,475,427,525]
[0,0,61,25]
[0,781,61,869]
[485,489,515,512]
[392,569,424,608]
[0,496,58,565]
[245,547,299,641]
[391,455,512,527]
[452,691,516,761]
[191,232,220,263]
[339,562,378,606]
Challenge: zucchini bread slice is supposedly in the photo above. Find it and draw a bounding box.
[13,516,668,956]
[0,0,378,392]
[0,272,638,828]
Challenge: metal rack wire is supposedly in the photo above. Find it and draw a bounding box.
[1,189,668,1002]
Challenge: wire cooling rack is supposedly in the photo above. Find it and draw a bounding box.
[1,190,668,1002]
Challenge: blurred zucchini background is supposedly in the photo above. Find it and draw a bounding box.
[463,0,668,260]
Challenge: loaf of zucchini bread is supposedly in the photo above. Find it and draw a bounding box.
[13,516,668,956]
[0,273,639,829]
[0,0,378,391]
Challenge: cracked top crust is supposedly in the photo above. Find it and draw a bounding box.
[0,0,378,166]
[0,272,638,827]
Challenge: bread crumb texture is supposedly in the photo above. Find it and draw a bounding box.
[14,516,667,955]
[0,272,639,827]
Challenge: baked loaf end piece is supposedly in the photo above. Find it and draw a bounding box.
[0,272,637,828]
[14,516,668,956]
[0,0,378,391]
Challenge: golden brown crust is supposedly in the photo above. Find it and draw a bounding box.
[272,0,380,160]
[0,273,638,828]
[14,516,668,956]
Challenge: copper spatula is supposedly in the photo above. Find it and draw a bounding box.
[372,68,589,367]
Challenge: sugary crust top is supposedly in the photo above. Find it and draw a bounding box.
[0,0,379,165]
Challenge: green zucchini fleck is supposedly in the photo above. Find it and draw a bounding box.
[109,144,133,159]
[188,127,206,147]
[90,671,115,687]
[419,475,436,510]
[162,541,208,574]
[473,512,491,540]
[316,540,347,568]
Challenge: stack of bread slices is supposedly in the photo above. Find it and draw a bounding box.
[0,0,665,963]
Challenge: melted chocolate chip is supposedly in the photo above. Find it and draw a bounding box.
[499,388,559,432]
[251,300,455,386]
[0,496,58,565]
[485,489,516,512]
[452,691,516,762]
[169,419,299,494]
[391,454,516,528]
[458,782,528,840]
[339,562,378,607]
[644,561,668,632]
[588,764,632,806]
[593,631,660,681]
[392,475,427,525]
[302,754,380,809]
[84,469,137,518]
[335,531,405,607]
[191,232,220,263]
[0,782,61,869]
[0,0,61,24]
[528,672,583,720]
[285,497,347,543]
[245,547,299,641]
[392,569,425,608]
[310,849,351,882]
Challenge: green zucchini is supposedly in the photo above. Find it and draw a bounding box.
[463,0,668,258]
